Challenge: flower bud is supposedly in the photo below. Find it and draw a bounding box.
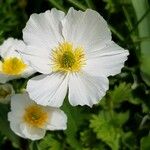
[0,84,15,104]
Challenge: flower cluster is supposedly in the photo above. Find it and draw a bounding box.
[0,8,128,140]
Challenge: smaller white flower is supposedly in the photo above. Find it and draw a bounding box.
[8,93,67,140]
[0,38,36,83]
[0,83,15,104]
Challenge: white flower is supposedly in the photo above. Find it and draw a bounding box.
[0,38,36,83]
[8,93,67,140]
[20,8,129,107]
[0,83,14,104]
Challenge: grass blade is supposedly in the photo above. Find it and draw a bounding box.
[132,0,150,86]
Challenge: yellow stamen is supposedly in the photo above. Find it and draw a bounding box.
[0,57,27,75]
[52,42,86,72]
[23,105,48,128]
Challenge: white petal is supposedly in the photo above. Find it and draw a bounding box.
[27,73,68,107]
[68,72,109,107]
[22,9,65,74]
[84,41,129,77]
[45,108,67,130]
[8,93,28,138]
[21,66,36,78]
[10,93,34,123]
[8,93,46,140]
[20,123,46,140]
[23,8,64,54]
[0,70,34,83]
[0,73,18,83]
[0,38,26,58]
[20,49,51,74]
[62,8,111,52]
[8,112,26,138]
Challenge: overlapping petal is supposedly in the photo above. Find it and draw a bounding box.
[45,108,67,130]
[0,38,25,58]
[23,9,64,51]
[27,73,68,107]
[22,9,65,74]
[68,72,109,107]
[62,8,111,52]
[20,124,46,140]
[84,41,129,77]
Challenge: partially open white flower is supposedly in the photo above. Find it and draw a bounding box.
[0,38,36,83]
[0,83,14,104]
[20,8,129,107]
[8,93,67,140]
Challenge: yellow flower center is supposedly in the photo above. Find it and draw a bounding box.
[52,42,86,72]
[0,57,27,75]
[23,105,48,128]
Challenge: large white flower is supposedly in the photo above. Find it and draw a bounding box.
[0,38,36,83]
[21,8,129,107]
[8,93,67,140]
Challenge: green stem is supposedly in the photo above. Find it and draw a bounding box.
[109,25,125,41]
[122,6,133,31]
[67,0,87,11]
[85,0,95,9]
[129,7,150,35]
[48,0,66,12]
[133,36,150,43]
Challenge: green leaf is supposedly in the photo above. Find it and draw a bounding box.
[132,0,150,86]
[105,82,141,107]
[90,111,120,150]
[62,100,86,150]
[29,141,39,150]
[142,103,150,113]
[112,111,129,127]
[80,129,103,149]
[0,104,20,148]
[122,132,137,149]
[38,134,62,150]
[140,136,150,150]
[111,82,132,104]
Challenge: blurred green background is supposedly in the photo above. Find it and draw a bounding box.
[0,0,150,150]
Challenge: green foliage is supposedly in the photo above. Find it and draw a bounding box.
[0,0,27,43]
[38,134,62,150]
[108,82,132,104]
[62,100,88,150]
[140,136,150,150]
[122,132,137,149]
[90,110,129,150]
[111,82,141,105]
[132,0,150,86]
[90,81,149,150]
[80,129,100,149]
[0,104,20,148]
[90,112,121,150]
